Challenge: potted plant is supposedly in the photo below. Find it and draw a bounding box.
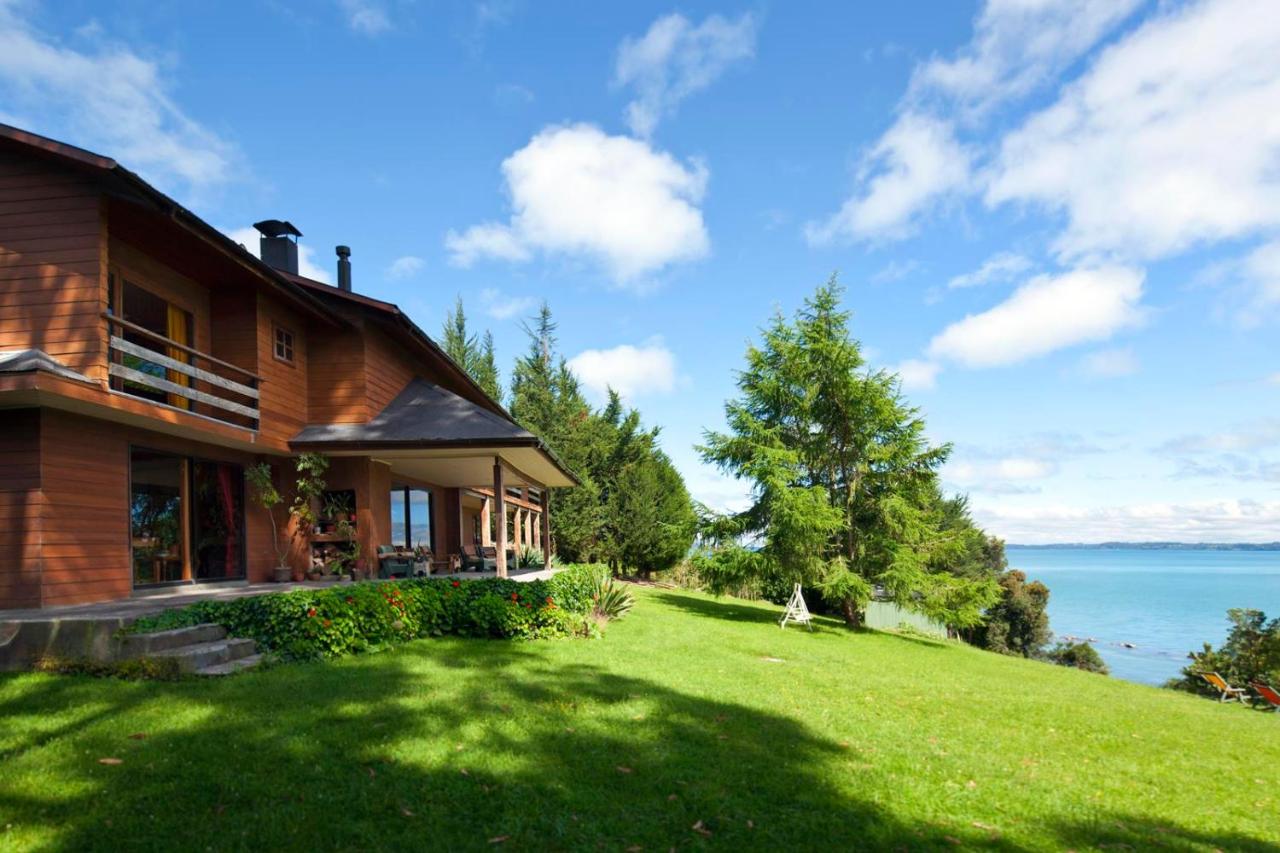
[246,464,292,583]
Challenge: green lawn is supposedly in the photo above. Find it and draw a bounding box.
[1,587,1277,852]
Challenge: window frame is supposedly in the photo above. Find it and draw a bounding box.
[273,324,296,365]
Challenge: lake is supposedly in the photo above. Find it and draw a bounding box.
[1004,547,1280,685]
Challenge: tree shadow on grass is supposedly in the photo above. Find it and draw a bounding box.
[0,640,1014,852]
[648,590,844,635]
[1,639,1276,852]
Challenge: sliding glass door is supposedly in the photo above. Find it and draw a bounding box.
[192,460,246,581]
[389,486,433,551]
[130,449,246,587]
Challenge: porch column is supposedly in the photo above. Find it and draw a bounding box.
[540,495,552,570]
[493,458,507,578]
[532,511,541,550]
[480,497,492,546]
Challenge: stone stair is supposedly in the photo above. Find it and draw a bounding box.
[121,623,262,676]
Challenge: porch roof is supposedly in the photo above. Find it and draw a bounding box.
[290,379,578,488]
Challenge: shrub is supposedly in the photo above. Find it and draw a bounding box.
[1167,608,1280,697]
[591,571,635,622]
[126,569,608,662]
[34,655,185,681]
[1045,641,1109,675]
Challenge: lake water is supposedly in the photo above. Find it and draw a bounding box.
[1005,547,1280,686]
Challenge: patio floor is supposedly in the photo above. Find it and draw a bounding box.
[0,567,560,623]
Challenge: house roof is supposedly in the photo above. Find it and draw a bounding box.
[291,379,578,487]
[0,349,95,384]
[0,123,338,327]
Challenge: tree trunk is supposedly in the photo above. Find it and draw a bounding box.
[840,597,863,628]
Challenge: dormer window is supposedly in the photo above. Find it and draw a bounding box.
[273,326,295,364]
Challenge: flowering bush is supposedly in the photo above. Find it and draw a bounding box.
[126,565,617,662]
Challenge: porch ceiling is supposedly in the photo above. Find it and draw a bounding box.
[290,378,578,488]
[368,446,569,489]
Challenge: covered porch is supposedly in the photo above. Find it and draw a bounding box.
[291,379,577,578]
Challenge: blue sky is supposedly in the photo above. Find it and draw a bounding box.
[3,0,1278,542]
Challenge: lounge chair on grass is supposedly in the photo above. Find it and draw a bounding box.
[1200,672,1249,703]
[1251,681,1280,711]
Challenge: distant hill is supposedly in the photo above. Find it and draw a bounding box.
[1007,542,1280,551]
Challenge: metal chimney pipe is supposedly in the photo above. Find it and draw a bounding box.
[336,245,352,291]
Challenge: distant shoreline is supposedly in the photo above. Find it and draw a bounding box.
[1007,542,1280,551]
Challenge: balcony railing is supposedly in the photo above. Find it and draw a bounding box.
[103,312,260,430]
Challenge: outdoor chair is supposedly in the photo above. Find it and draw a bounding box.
[1200,672,1249,702]
[1251,682,1280,711]
[377,545,414,579]
[473,546,499,572]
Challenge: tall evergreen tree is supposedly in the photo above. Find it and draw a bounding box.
[698,277,1000,628]
[441,296,502,402]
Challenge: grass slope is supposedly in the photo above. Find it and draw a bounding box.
[1,587,1277,851]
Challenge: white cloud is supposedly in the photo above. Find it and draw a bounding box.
[479,287,537,321]
[986,0,1280,261]
[976,498,1280,544]
[894,358,940,391]
[927,266,1144,368]
[1077,347,1138,378]
[806,113,971,244]
[948,456,1057,485]
[1160,419,1280,455]
[567,337,678,402]
[908,0,1143,118]
[0,3,234,196]
[948,251,1032,289]
[615,11,757,138]
[386,256,424,280]
[225,227,332,284]
[1269,373,1280,386]
[808,0,1138,247]
[445,124,709,284]
[871,259,922,284]
[339,0,391,36]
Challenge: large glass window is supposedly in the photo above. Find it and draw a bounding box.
[116,280,193,409]
[191,460,246,581]
[130,449,246,586]
[390,487,433,551]
[130,450,185,585]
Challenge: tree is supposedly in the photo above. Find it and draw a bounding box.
[509,302,604,561]
[976,570,1052,656]
[442,296,502,402]
[610,449,697,578]
[1168,609,1280,697]
[698,276,999,628]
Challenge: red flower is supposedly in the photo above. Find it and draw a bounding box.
[545,596,553,605]
[452,580,461,588]
[307,608,317,618]
[322,619,332,628]
[345,596,354,604]
[511,593,519,601]
[524,603,531,609]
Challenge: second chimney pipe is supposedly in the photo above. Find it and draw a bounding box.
[336,245,352,291]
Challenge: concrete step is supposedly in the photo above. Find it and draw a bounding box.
[121,623,227,657]
[149,637,257,673]
[196,653,264,677]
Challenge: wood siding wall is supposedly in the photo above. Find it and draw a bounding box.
[0,409,290,609]
[0,410,44,608]
[307,325,366,424]
[0,152,106,381]
[257,294,309,446]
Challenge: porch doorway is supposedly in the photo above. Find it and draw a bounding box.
[130,448,246,587]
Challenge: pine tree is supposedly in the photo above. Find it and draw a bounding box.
[698,276,1000,628]
[441,296,502,403]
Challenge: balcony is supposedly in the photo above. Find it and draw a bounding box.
[104,312,260,430]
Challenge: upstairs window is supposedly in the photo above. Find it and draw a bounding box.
[273,326,295,364]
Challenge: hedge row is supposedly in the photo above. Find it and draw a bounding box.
[127,564,612,661]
